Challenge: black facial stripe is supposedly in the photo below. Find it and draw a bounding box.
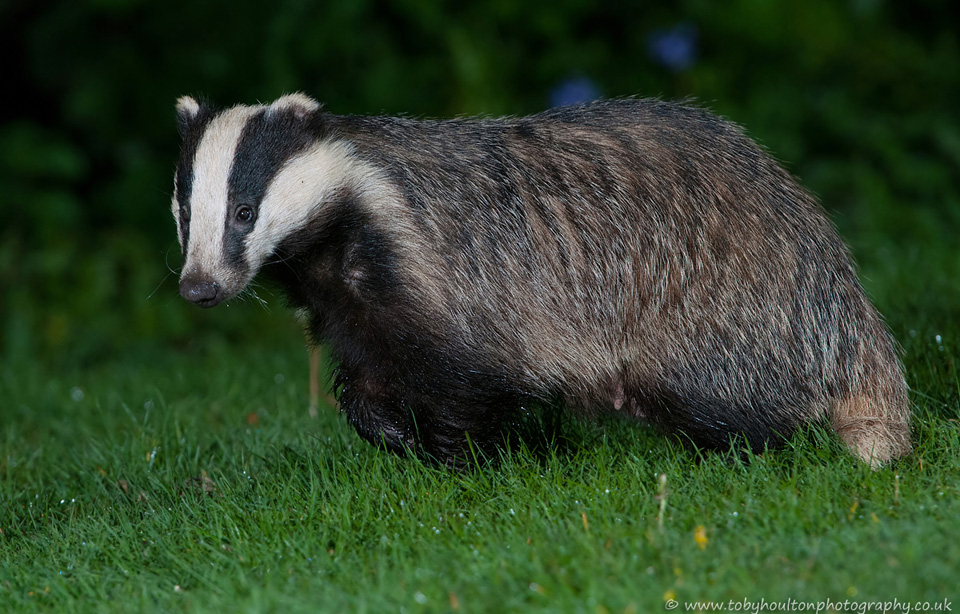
[224,108,322,270]
[175,106,216,255]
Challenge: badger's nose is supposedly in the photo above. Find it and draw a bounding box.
[179,277,224,308]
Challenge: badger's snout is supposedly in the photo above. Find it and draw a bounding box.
[179,277,224,308]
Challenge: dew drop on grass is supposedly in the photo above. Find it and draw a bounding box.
[414,591,427,604]
[70,388,84,402]
[274,373,285,384]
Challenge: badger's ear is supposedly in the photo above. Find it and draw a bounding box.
[268,93,322,121]
[176,95,206,137]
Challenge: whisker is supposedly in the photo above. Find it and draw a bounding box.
[242,281,272,312]
[248,287,270,312]
[271,248,307,286]
[163,247,182,276]
[269,250,300,266]
[147,271,173,301]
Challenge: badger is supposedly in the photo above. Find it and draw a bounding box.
[172,93,911,468]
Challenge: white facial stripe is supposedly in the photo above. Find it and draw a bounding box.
[171,195,182,248]
[245,140,363,266]
[182,106,260,286]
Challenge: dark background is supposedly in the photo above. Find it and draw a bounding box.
[2,0,958,366]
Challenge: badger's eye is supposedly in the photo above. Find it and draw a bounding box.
[235,204,255,224]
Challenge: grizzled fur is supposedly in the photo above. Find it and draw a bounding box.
[173,94,911,467]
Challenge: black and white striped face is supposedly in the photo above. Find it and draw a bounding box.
[172,93,358,307]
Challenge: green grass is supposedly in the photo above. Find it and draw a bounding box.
[3,231,959,612]
[3,338,958,613]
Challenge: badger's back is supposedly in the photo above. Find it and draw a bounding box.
[174,95,910,465]
[337,102,886,413]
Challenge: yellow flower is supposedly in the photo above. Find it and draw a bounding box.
[694,525,708,550]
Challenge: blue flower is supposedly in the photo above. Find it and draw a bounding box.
[646,23,698,72]
[550,76,601,108]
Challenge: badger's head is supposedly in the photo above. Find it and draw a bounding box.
[172,93,353,307]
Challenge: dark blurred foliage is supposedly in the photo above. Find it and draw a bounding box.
[1,0,958,364]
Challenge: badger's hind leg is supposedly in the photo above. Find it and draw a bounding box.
[830,393,911,468]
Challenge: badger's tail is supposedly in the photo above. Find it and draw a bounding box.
[830,312,911,468]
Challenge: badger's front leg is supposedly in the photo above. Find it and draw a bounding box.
[405,384,524,466]
[335,354,524,466]
[334,361,419,456]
